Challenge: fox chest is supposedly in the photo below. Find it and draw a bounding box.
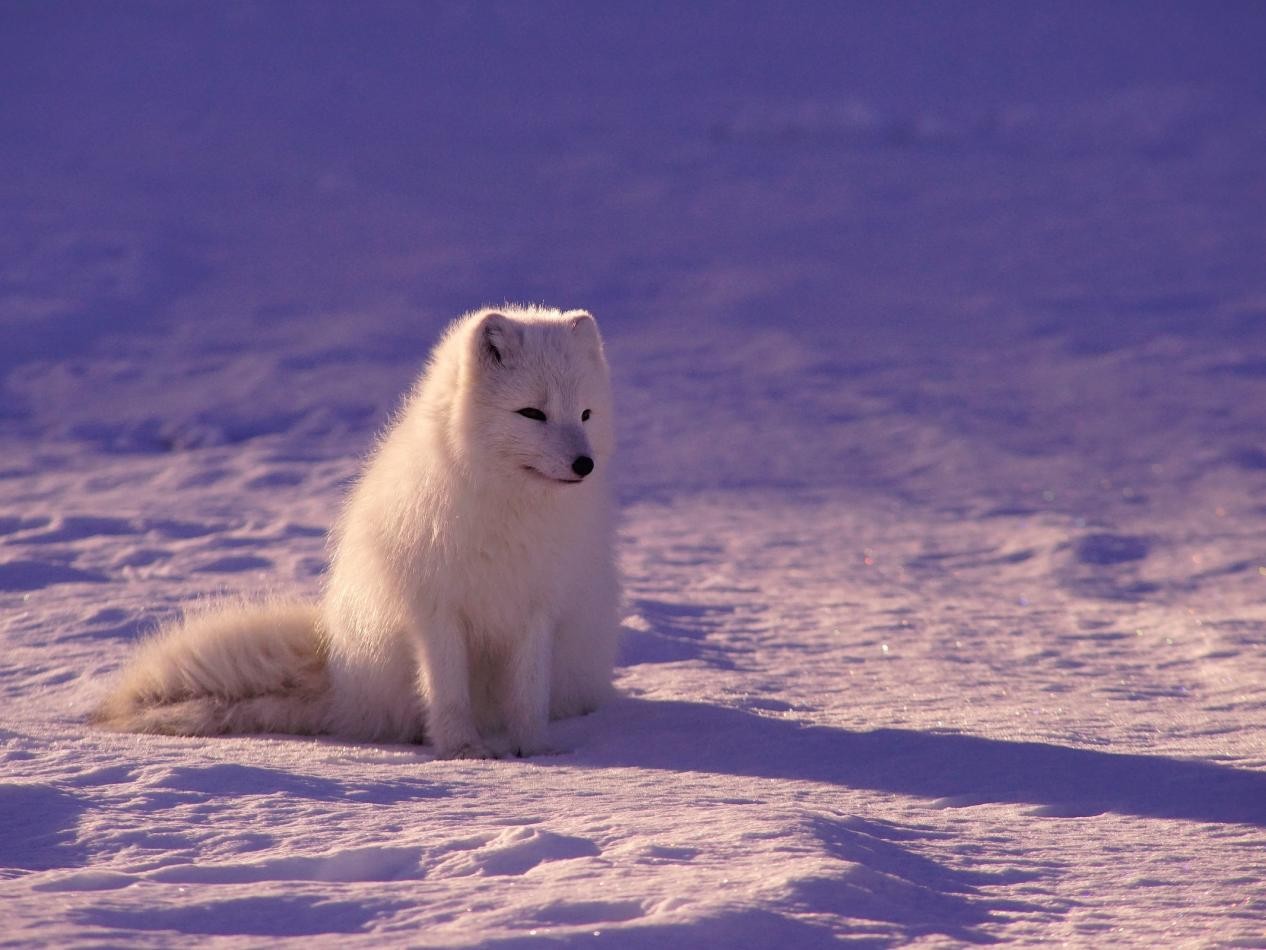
[426,524,580,638]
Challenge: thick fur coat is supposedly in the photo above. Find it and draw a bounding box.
[93,306,621,758]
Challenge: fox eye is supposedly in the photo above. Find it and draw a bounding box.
[516,407,547,422]
[581,409,591,422]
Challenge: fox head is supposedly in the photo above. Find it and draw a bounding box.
[456,307,614,487]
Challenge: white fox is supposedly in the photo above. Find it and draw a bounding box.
[93,306,621,758]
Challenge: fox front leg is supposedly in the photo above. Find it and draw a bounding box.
[501,622,553,757]
[413,615,491,760]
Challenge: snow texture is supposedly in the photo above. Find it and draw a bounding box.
[3,1,1266,945]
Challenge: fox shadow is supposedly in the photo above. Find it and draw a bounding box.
[561,698,1266,827]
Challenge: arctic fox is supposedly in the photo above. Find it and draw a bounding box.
[93,306,621,758]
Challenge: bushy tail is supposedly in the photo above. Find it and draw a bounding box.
[91,601,329,737]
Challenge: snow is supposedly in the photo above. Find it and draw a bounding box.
[3,1,1266,945]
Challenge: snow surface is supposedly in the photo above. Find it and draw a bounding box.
[3,1,1266,945]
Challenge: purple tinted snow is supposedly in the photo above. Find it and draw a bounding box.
[572,699,1266,827]
[0,560,108,592]
[73,895,396,937]
[2,3,1265,944]
[0,784,89,871]
[1,2,1263,377]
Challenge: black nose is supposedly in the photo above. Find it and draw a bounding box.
[571,455,594,478]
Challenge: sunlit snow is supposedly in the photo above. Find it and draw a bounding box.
[3,2,1266,946]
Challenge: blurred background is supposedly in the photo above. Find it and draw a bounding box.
[2,0,1265,502]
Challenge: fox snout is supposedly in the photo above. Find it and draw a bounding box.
[553,424,595,482]
[516,426,597,485]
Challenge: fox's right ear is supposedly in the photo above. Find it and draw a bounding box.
[475,311,522,370]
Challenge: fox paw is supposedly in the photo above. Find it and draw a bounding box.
[436,740,494,760]
[511,745,567,759]
[506,736,567,759]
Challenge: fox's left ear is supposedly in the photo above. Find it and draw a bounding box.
[475,311,523,370]
[565,310,603,353]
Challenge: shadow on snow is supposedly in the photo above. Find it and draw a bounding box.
[568,698,1266,827]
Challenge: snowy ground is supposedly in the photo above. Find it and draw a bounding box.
[4,2,1266,946]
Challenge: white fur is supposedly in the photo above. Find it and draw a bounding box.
[93,306,621,758]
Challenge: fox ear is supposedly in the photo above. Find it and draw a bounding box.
[475,311,522,369]
[566,310,603,350]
